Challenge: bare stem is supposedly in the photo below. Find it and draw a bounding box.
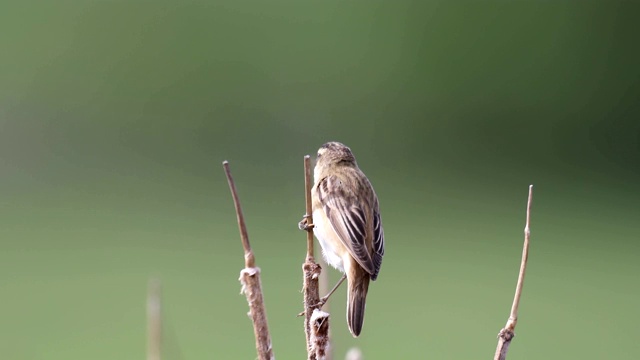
[223,161,255,268]
[494,185,533,360]
[147,278,161,360]
[304,155,315,260]
[223,161,274,360]
[509,185,533,329]
[301,155,325,360]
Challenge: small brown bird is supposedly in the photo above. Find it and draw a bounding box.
[309,141,385,337]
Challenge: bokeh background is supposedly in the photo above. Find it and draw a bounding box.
[1,1,639,359]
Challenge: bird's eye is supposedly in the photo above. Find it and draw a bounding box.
[317,152,322,158]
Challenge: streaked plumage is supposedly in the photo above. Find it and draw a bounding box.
[312,141,385,337]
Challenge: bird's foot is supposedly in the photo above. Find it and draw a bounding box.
[313,296,329,308]
[298,296,328,316]
[314,274,347,307]
[298,214,314,232]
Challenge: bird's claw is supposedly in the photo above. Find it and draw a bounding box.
[298,297,327,316]
[298,215,315,231]
[312,297,328,308]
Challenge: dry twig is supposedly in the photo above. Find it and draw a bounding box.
[300,155,329,360]
[223,161,274,360]
[494,185,533,360]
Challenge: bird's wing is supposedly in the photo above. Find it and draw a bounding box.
[317,175,375,275]
[371,206,384,280]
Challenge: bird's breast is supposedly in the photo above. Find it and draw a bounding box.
[312,208,346,273]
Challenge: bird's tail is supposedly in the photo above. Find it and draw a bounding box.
[347,271,370,337]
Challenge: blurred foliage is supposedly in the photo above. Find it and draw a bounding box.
[0,1,638,359]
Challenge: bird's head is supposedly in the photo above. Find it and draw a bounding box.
[316,141,357,168]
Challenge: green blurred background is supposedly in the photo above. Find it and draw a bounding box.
[1,1,638,359]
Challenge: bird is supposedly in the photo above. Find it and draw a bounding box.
[303,141,385,337]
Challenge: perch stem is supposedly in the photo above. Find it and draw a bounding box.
[223,161,273,360]
[301,155,326,360]
[493,185,533,360]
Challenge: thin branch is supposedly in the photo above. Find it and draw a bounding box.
[301,155,326,360]
[223,161,274,360]
[223,161,254,268]
[304,155,315,260]
[494,185,533,360]
[509,185,533,329]
[147,278,162,360]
